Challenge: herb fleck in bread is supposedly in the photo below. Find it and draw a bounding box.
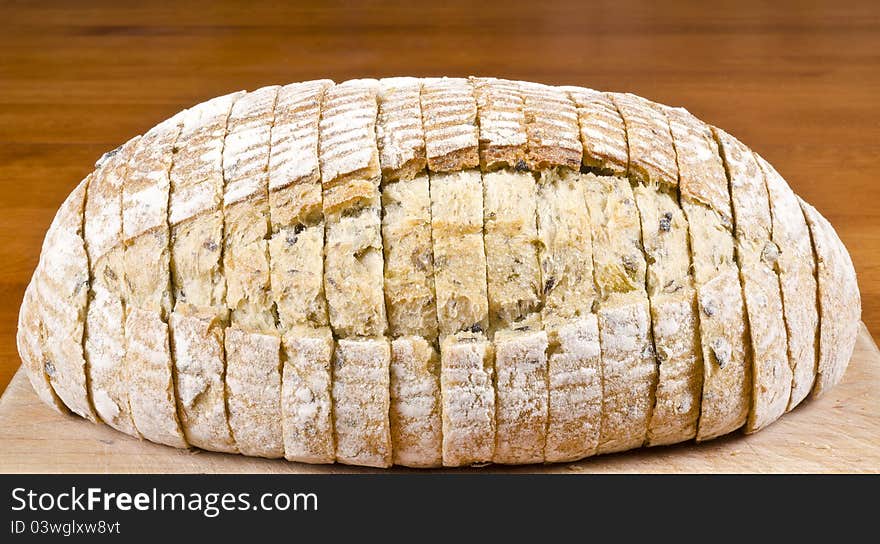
[18,77,861,468]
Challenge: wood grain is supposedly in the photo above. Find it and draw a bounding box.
[1,0,878,398]
[0,322,875,473]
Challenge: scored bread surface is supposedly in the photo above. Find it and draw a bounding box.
[18,77,860,468]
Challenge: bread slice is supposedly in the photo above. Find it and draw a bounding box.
[584,173,656,453]
[519,81,581,171]
[756,155,819,409]
[389,336,442,467]
[666,108,751,441]
[440,332,495,466]
[269,80,332,331]
[33,177,97,422]
[332,337,392,467]
[492,329,549,464]
[377,77,427,182]
[714,128,791,432]
[169,304,236,452]
[319,79,387,338]
[634,186,703,446]
[224,326,283,457]
[536,169,602,461]
[376,78,442,467]
[471,77,527,170]
[611,93,679,186]
[611,94,704,446]
[167,92,241,452]
[429,170,490,336]
[562,87,627,175]
[17,280,67,413]
[482,169,542,332]
[281,326,335,464]
[84,136,141,435]
[421,77,479,172]
[221,85,283,456]
[123,112,187,448]
[521,87,597,461]
[798,199,860,397]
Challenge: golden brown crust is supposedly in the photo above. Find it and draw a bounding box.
[377,77,427,181]
[421,78,479,172]
[520,81,581,171]
[472,77,527,170]
[561,86,628,175]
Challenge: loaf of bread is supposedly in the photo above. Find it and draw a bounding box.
[16,77,861,468]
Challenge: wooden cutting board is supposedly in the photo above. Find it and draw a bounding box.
[1,323,878,473]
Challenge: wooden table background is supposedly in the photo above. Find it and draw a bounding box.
[0,0,877,394]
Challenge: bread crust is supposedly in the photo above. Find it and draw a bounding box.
[389,336,442,467]
[440,332,495,466]
[757,155,820,409]
[18,269,68,413]
[332,337,392,467]
[520,81,581,171]
[472,77,527,170]
[562,87,627,175]
[421,78,479,172]
[799,199,860,397]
